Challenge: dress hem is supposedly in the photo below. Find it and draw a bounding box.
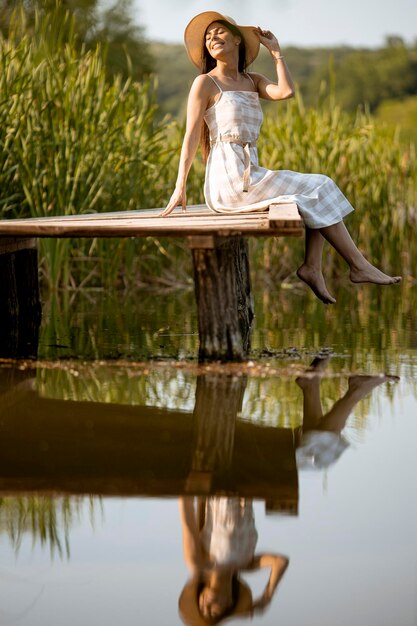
[206,197,354,229]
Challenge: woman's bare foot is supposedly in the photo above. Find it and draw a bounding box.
[296,356,331,390]
[350,260,401,285]
[297,264,336,304]
[348,374,399,398]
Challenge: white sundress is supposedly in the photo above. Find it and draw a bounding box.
[200,497,258,568]
[296,430,349,470]
[203,74,354,229]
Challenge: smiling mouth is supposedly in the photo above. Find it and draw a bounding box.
[211,42,224,50]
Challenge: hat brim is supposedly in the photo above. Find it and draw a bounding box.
[179,577,253,626]
[184,11,260,69]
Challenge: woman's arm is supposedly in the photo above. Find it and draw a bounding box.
[160,75,211,216]
[179,497,205,573]
[245,553,289,610]
[251,27,295,101]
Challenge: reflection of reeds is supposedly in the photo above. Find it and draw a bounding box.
[36,282,417,387]
[37,362,197,410]
[254,282,417,384]
[34,359,403,432]
[39,288,198,360]
[0,496,96,558]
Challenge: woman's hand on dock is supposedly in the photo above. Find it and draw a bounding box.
[159,187,187,217]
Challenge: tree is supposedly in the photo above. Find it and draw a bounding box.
[92,0,153,80]
[0,0,153,79]
[304,38,417,112]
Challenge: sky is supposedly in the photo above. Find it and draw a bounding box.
[132,0,417,48]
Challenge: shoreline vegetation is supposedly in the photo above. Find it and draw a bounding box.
[0,8,416,290]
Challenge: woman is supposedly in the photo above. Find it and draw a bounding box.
[161,11,401,303]
[179,496,289,624]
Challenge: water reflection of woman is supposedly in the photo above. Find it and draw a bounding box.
[179,496,288,624]
[296,364,398,470]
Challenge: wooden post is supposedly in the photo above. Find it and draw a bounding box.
[186,373,247,493]
[188,236,254,362]
[0,238,41,358]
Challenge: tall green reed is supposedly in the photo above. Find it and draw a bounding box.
[0,9,179,288]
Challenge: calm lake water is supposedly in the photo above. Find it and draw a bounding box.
[1,280,417,626]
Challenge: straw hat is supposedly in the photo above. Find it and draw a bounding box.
[184,11,260,68]
[179,577,253,625]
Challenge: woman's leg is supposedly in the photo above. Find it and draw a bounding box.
[298,358,398,434]
[320,221,401,284]
[296,374,324,431]
[297,227,336,304]
[319,375,397,433]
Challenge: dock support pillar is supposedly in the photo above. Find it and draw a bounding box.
[188,236,254,362]
[0,238,41,358]
[186,372,247,493]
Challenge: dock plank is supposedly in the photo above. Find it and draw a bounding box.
[0,203,303,238]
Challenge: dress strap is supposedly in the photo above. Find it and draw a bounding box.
[207,74,223,93]
[245,73,256,90]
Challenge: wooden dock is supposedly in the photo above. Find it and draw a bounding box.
[0,204,302,238]
[0,203,303,361]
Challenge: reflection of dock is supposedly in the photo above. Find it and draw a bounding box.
[0,369,298,514]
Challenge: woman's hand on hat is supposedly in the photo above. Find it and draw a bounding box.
[160,186,187,216]
[253,26,280,53]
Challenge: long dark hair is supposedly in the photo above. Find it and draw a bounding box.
[200,20,247,162]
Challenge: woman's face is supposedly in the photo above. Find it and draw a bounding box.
[199,584,234,621]
[205,21,241,61]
